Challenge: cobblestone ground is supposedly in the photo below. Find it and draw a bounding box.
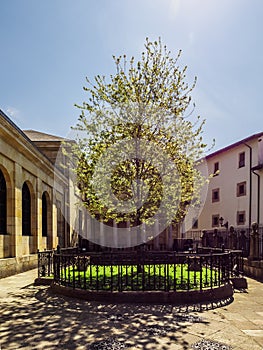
[0,270,263,349]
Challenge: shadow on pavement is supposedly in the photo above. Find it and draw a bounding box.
[0,284,233,349]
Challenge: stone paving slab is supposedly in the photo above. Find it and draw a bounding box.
[0,269,262,349]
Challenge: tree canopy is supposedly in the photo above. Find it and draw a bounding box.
[70,38,208,245]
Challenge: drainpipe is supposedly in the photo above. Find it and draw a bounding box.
[244,143,252,232]
[251,169,260,225]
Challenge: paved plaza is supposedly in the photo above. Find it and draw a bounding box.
[0,269,263,349]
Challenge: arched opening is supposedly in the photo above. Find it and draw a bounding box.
[0,166,14,258]
[22,182,31,236]
[0,169,7,234]
[42,191,52,249]
[42,192,48,237]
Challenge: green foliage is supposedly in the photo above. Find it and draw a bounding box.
[71,37,207,227]
[63,263,219,291]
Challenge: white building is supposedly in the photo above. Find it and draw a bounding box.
[184,132,263,236]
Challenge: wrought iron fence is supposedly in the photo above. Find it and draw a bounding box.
[37,246,81,278]
[52,250,243,292]
[37,249,54,277]
[186,226,263,259]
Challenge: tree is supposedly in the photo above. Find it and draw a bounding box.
[70,38,207,248]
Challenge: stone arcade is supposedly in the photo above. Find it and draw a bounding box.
[0,109,77,277]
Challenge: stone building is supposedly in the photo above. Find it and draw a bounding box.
[0,109,77,278]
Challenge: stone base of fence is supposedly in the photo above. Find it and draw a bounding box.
[243,258,263,281]
[50,282,233,305]
[34,277,53,286]
[230,277,248,289]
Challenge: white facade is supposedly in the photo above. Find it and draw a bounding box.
[184,133,263,234]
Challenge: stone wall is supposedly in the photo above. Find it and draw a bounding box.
[0,110,78,278]
[0,254,38,279]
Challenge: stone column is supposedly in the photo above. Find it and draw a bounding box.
[14,163,23,257]
[99,219,105,247]
[229,226,237,250]
[239,230,247,252]
[168,224,173,250]
[52,190,59,249]
[213,229,219,248]
[113,220,118,248]
[201,230,207,247]
[249,222,260,260]
[126,221,131,248]
[154,219,160,250]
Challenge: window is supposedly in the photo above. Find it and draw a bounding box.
[192,218,198,229]
[212,214,219,227]
[237,211,246,225]
[22,183,31,235]
[42,192,48,237]
[238,152,245,168]
[212,188,220,202]
[237,181,246,197]
[213,162,219,176]
[0,169,7,234]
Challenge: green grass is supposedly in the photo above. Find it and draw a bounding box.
[60,263,222,291]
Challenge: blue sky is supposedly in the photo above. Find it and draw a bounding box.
[1,0,262,152]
